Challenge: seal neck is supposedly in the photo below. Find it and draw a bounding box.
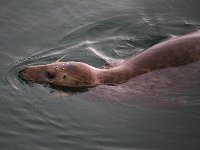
[95,56,154,85]
[96,65,134,85]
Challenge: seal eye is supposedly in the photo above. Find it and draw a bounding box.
[46,71,55,80]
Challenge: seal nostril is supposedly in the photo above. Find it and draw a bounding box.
[19,70,23,75]
[19,68,28,79]
[19,68,26,75]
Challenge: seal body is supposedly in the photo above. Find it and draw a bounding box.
[19,31,200,87]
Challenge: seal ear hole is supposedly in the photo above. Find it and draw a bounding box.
[63,75,66,79]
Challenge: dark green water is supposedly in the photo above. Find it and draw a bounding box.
[1,0,200,150]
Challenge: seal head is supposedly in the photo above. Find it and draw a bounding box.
[19,62,100,87]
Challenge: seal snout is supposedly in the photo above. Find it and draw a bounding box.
[19,66,43,83]
[19,68,27,78]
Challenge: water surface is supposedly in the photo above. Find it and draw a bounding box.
[0,0,200,150]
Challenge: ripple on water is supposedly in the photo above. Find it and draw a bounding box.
[2,14,200,149]
[3,15,146,95]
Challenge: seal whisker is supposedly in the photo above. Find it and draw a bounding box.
[55,55,67,63]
